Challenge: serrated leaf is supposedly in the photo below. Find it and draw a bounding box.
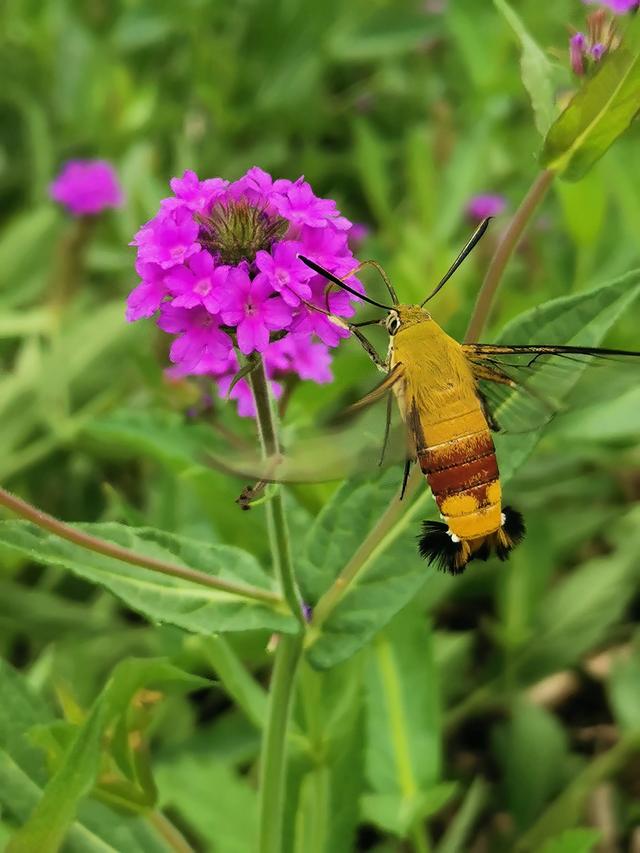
[301,470,441,669]
[7,659,204,853]
[541,15,640,180]
[0,521,295,635]
[494,269,640,480]
[493,0,558,136]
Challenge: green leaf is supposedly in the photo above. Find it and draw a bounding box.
[361,611,443,837]
[492,701,569,830]
[361,784,457,838]
[435,778,489,853]
[366,612,441,794]
[301,470,447,669]
[0,660,174,853]
[514,507,640,683]
[608,651,640,732]
[328,10,436,61]
[155,753,257,853]
[493,0,558,136]
[0,521,295,635]
[541,16,640,180]
[539,828,601,853]
[7,659,203,853]
[293,659,365,853]
[493,268,640,481]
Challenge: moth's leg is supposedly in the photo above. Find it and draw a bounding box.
[379,393,393,467]
[349,324,387,372]
[399,458,413,501]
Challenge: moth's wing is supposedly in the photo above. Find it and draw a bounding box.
[463,344,640,434]
[202,370,409,484]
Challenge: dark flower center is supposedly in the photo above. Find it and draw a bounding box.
[197,200,289,266]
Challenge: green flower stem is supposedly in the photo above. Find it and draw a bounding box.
[464,169,555,343]
[258,632,303,853]
[0,484,283,607]
[248,358,302,620]
[248,357,304,853]
[50,216,96,315]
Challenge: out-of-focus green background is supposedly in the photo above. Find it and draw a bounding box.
[1,1,640,851]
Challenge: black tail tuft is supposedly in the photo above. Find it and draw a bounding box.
[495,505,526,560]
[418,521,469,575]
[418,506,526,573]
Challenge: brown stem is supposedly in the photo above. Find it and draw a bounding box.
[464,170,555,343]
[50,216,96,313]
[0,485,284,607]
[147,811,195,853]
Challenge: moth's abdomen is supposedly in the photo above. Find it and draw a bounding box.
[418,408,501,535]
[414,404,524,572]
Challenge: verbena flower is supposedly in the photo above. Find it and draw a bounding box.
[50,160,123,216]
[466,194,507,222]
[571,7,624,74]
[127,167,364,416]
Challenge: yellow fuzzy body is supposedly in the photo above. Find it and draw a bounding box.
[389,306,502,544]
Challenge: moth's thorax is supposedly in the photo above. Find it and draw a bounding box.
[394,304,432,329]
[390,309,478,412]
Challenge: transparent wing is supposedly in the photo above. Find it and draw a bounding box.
[464,344,640,434]
[202,394,410,484]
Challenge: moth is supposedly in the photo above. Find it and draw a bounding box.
[288,218,640,574]
[209,220,640,574]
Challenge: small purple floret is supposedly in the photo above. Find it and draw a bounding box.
[50,159,123,216]
[466,194,507,222]
[127,168,364,415]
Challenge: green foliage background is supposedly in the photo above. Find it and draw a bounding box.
[0,1,639,851]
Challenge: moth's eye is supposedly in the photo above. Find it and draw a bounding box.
[387,315,401,335]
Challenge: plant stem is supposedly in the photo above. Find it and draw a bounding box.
[464,169,555,343]
[248,357,304,853]
[309,468,426,637]
[0,485,283,607]
[147,811,195,853]
[248,358,302,620]
[258,632,303,853]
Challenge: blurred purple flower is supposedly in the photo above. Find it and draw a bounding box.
[50,159,123,216]
[348,223,370,251]
[583,0,639,12]
[466,194,507,222]
[127,167,363,415]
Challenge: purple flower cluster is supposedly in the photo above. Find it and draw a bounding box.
[50,160,123,216]
[127,167,364,416]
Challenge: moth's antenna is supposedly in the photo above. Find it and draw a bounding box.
[297,254,394,312]
[420,217,492,307]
